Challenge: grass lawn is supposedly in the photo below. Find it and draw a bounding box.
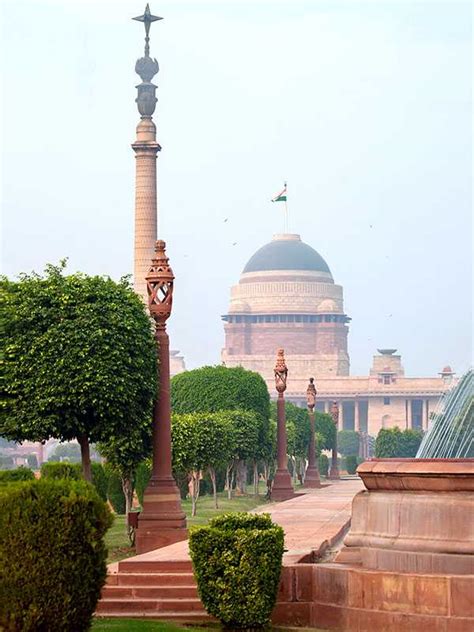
[106,489,270,563]
[91,619,204,632]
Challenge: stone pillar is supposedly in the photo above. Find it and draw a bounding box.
[271,349,294,501]
[135,241,187,553]
[338,401,343,430]
[304,377,321,488]
[133,119,161,303]
[354,398,360,432]
[324,401,329,413]
[328,401,340,480]
[407,399,413,429]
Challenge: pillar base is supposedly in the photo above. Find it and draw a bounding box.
[272,468,294,501]
[328,465,340,480]
[135,524,188,555]
[135,475,187,554]
[304,466,322,488]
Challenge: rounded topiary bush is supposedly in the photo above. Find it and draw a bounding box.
[0,467,35,484]
[0,478,113,632]
[345,455,358,475]
[41,461,81,480]
[189,512,284,628]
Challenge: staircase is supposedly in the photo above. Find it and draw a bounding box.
[97,554,213,622]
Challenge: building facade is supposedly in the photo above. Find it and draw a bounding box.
[222,233,454,435]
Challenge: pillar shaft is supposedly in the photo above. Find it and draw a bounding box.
[304,410,321,488]
[133,119,161,304]
[272,394,294,500]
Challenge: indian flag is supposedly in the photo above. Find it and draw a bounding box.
[271,184,287,203]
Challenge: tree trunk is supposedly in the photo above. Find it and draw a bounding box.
[122,476,134,542]
[78,434,92,482]
[236,460,247,494]
[226,462,234,500]
[253,460,259,496]
[209,467,218,509]
[191,471,200,517]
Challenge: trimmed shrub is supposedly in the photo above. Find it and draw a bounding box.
[107,470,126,514]
[0,478,113,632]
[135,461,152,506]
[0,467,35,484]
[189,512,284,628]
[41,461,81,480]
[91,462,108,502]
[345,455,358,475]
[319,454,329,476]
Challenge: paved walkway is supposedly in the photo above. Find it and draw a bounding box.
[116,478,364,571]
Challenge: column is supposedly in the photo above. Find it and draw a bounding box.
[133,118,160,304]
[407,399,412,429]
[354,399,360,432]
[338,401,343,430]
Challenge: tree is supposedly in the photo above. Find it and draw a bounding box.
[171,365,270,423]
[222,410,260,498]
[171,366,270,495]
[375,427,402,457]
[49,442,82,463]
[375,427,424,458]
[171,412,234,516]
[0,263,157,482]
[338,430,360,457]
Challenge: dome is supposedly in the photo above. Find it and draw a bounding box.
[243,234,332,276]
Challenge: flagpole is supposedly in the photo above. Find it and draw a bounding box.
[284,181,288,233]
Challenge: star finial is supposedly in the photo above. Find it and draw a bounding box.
[133,4,163,57]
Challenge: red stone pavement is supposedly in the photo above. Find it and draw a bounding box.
[114,478,364,572]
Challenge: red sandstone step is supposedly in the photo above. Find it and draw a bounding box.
[101,585,198,600]
[95,612,213,622]
[96,598,206,615]
[113,572,196,587]
[118,559,193,573]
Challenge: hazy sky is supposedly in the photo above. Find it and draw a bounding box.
[1,0,472,377]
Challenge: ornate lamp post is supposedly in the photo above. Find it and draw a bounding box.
[271,349,294,501]
[304,377,321,488]
[328,401,340,480]
[135,240,187,553]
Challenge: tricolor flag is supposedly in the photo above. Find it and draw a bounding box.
[271,184,287,203]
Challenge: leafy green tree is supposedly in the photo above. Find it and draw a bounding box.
[375,427,402,457]
[0,263,156,482]
[338,430,360,457]
[49,442,82,463]
[222,409,260,498]
[171,366,270,495]
[399,429,424,457]
[171,365,270,422]
[172,412,233,516]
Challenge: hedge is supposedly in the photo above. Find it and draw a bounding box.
[0,467,35,484]
[189,512,284,628]
[91,463,108,502]
[41,461,81,480]
[344,455,358,475]
[0,478,113,632]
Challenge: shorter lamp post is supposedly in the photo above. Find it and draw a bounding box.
[271,348,294,501]
[135,240,187,554]
[328,401,340,480]
[304,377,321,488]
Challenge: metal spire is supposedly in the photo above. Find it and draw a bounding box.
[133,3,163,58]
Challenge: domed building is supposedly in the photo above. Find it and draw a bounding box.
[222,233,351,383]
[222,233,456,440]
